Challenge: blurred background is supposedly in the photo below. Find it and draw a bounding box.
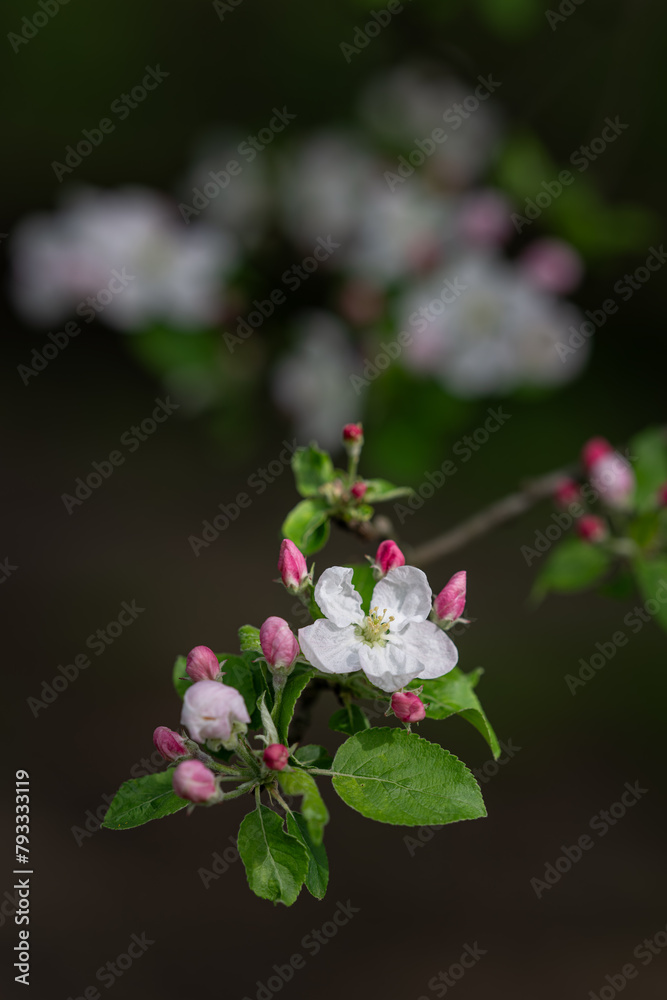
[2,0,666,997]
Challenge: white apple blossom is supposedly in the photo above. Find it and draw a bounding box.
[181,679,250,750]
[298,565,458,693]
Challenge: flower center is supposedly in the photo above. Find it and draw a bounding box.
[355,606,395,647]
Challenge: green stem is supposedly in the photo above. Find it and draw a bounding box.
[222,781,256,801]
[235,738,260,776]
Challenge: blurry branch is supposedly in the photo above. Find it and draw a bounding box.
[410,468,570,568]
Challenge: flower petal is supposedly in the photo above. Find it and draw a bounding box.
[314,566,364,627]
[371,565,432,628]
[298,620,361,675]
[357,620,458,693]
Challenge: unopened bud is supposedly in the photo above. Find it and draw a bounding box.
[278,539,309,592]
[554,478,581,508]
[350,481,368,500]
[342,423,364,444]
[263,743,290,771]
[260,616,300,670]
[434,571,467,623]
[186,645,221,682]
[589,452,635,510]
[658,483,667,507]
[375,539,405,577]
[581,436,613,470]
[172,760,218,804]
[391,691,426,723]
[153,726,188,762]
[577,515,608,544]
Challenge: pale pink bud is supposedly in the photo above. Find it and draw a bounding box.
[153,726,188,762]
[582,437,613,470]
[181,680,250,744]
[577,515,608,544]
[278,539,308,591]
[342,423,364,444]
[458,189,513,246]
[519,238,583,294]
[434,571,467,622]
[186,645,220,682]
[391,691,426,723]
[260,617,299,669]
[376,540,405,576]
[173,760,217,804]
[554,478,581,508]
[589,452,635,509]
[263,744,290,771]
[351,481,368,500]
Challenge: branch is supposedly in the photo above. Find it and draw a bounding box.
[410,467,571,568]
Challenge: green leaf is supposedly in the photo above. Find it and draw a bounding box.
[282,499,331,556]
[293,744,333,770]
[292,444,335,498]
[238,625,262,654]
[286,812,329,899]
[348,562,376,611]
[332,728,486,826]
[172,655,192,700]
[363,478,414,503]
[102,771,188,830]
[628,512,661,550]
[417,668,500,759]
[218,654,259,724]
[329,704,371,736]
[630,427,667,513]
[237,805,308,906]
[278,770,329,845]
[533,538,611,598]
[633,557,667,633]
[277,667,315,744]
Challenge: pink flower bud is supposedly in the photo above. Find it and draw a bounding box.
[458,189,513,246]
[434,571,467,622]
[375,540,405,576]
[588,452,635,510]
[554,478,581,508]
[582,437,613,470]
[658,483,667,507]
[153,726,188,761]
[186,645,221,682]
[519,238,583,294]
[278,539,308,591]
[391,691,426,723]
[342,423,364,444]
[263,743,290,771]
[577,515,608,544]
[351,481,368,500]
[173,760,217,804]
[260,616,299,670]
[181,680,250,745]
